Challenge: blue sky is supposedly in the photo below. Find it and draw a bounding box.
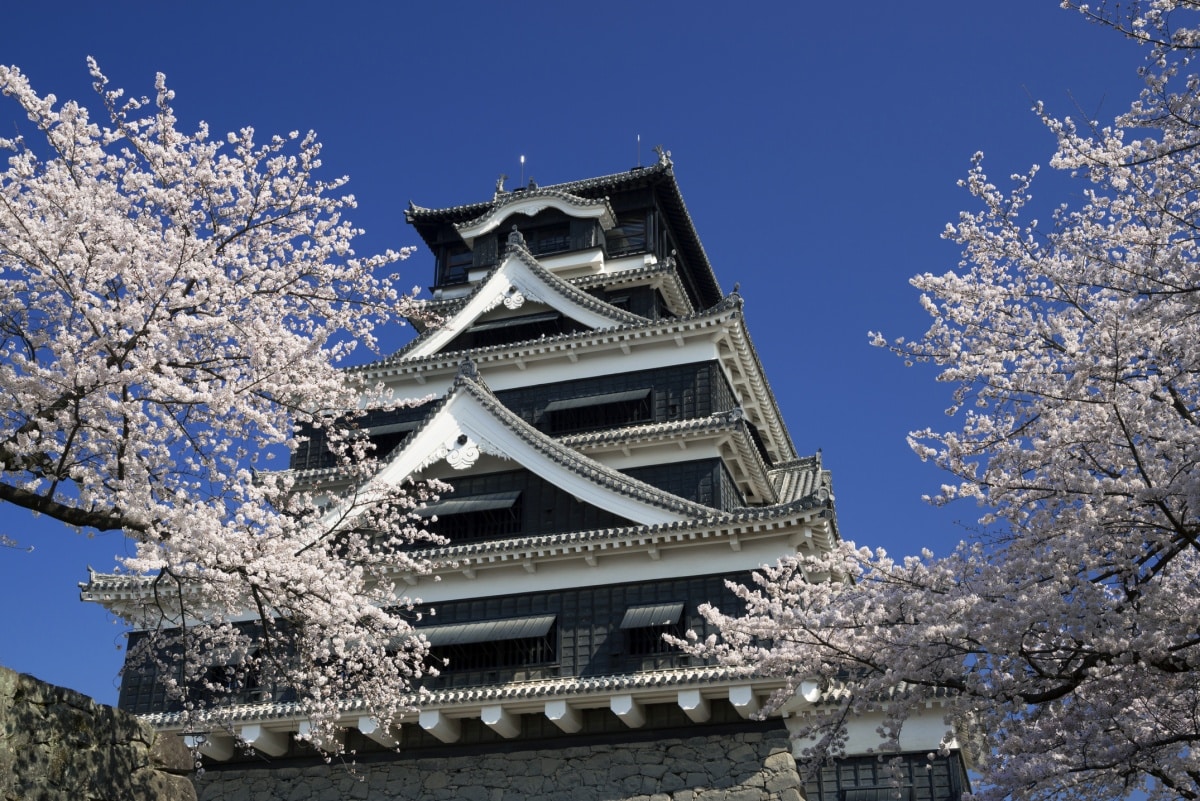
[0,2,1150,704]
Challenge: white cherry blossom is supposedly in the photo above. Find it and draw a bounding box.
[0,61,437,749]
[691,5,1200,799]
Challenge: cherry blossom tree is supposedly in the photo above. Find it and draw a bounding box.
[689,4,1200,799]
[0,61,437,747]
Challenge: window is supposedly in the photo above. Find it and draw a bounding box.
[421,615,557,678]
[541,388,653,435]
[453,311,581,350]
[418,491,522,543]
[526,223,571,256]
[843,789,913,801]
[606,212,648,257]
[621,602,685,656]
[196,660,271,706]
[365,419,420,460]
[439,244,473,285]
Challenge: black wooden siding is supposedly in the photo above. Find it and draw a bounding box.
[423,469,636,542]
[291,361,740,472]
[117,572,750,716]
[625,459,745,511]
[411,458,743,548]
[802,752,970,801]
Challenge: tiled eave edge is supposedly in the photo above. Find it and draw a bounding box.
[353,295,797,465]
[570,260,695,318]
[79,502,835,603]
[395,240,646,362]
[358,282,736,380]
[559,414,779,505]
[410,499,834,578]
[280,413,773,498]
[411,261,695,331]
[454,189,616,247]
[405,156,673,225]
[145,665,790,757]
[717,301,797,465]
[406,151,722,319]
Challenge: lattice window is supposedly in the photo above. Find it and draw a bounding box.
[422,615,558,676]
[420,491,523,543]
[541,388,653,435]
[621,602,685,656]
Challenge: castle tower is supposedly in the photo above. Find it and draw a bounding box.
[85,152,968,800]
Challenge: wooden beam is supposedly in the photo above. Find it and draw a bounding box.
[239,724,289,757]
[357,716,399,748]
[419,710,461,743]
[610,694,645,728]
[677,689,711,723]
[184,732,233,762]
[544,699,582,733]
[298,720,345,752]
[481,705,521,738]
[728,685,760,719]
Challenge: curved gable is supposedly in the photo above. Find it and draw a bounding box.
[456,190,616,248]
[325,366,713,530]
[399,237,643,362]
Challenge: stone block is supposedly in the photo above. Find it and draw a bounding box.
[765,771,802,793]
[725,788,768,801]
[130,768,199,801]
[726,744,756,762]
[611,763,644,780]
[424,771,451,790]
[458,784,493,801]
[151,732,196,773]
[659,771,686,791]
[510,774,546,794]
[763,750,796,773]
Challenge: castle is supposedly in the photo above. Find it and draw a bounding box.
[84,152,968,800]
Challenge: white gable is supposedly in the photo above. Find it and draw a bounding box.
[322,370,713,532]
[455,191,616,248]
[401,246,642,361]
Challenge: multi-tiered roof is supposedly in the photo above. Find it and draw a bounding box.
[84,152,863,765]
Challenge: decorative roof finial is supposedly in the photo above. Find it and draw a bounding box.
[456,357,479,381]
[495,174,508,196]
[507,224,526,248]
[653,144,672,166]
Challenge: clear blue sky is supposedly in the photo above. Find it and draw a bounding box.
[0,2,1148,704]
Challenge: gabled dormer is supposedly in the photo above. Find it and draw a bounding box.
[406,149,723,310]
[321,360,717,540]
[396,230,644,362]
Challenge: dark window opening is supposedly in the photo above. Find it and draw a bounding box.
[422,615,558,683]
[606,212,648,257]
[419,491,522,543]
[366,420,420,460]
[541,388,652,435]
[439,244,473,285]
[843,789,915,801]
[526,223,571,256]
[621,602,685,656]
[654,290,673,320]
[196,661,276,706]
[451,311,586,350]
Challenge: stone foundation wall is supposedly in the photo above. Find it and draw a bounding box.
[196,728,804,801]
[0,666,195,801]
